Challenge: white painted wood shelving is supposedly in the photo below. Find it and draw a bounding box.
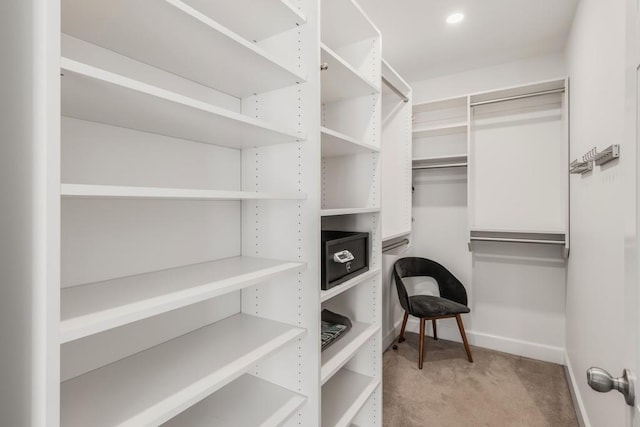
[55,0,322,426]
[319,0,383,425]
[412,79,569,253]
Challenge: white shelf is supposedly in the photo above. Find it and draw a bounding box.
[321,208,380,217]
[61,0,306,98]
[60,257,305,343]
[321,269,380,303]
[180,0,306,42]
[321,0,379,49]
[163,374,306,427]
[61,313,305,427]
[61,58,304,149]
[321,322,379,384]
[60,184,306,202]
[322,369,379,427]
[321,127,379,157]
[412,122,468,138]
[321,44,379,103]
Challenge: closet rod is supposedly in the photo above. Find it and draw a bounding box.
[470,237,566,245]
[470,88,565,107]
[382,76,409,103]
[382,238,409,252]
[412,163,467,170]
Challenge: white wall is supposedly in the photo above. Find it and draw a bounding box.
[412,52,567,103]
[564,0,628,425]
[387,53,569,364]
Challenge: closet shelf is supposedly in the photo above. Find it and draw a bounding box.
[178,0,306,42]
[321,44,379,104]
[321,127,380,157]
[60,256,305,343]
[61,59,304,149]
[162,374,306,427]
[61,313,305,427]
[412,122,468,138]
[61,0,306,98]
[321,207,381,217]
[322,369,379,427]
[321,0,379,50]
[60,184,307,202]
[412,154,468,170]
[320,268,380,303]
[321,322,379,384]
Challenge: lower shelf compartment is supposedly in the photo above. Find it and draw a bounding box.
[61,313,305,427]
[321,322,379,384]
[163,374,306,427]
[322,369,379,427]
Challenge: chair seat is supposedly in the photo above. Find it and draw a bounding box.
[409,295,470,318]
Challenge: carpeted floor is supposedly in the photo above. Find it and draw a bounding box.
[383,333,579,427]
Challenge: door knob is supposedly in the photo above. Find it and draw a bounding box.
[587,367,635,406]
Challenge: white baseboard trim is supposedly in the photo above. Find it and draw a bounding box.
[388,317,565,365]
[564,351,590,427]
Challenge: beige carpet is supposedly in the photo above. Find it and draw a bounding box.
[383,333,578,427]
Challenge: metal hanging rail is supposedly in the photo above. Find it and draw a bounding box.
[382,238,409,252]
[382,76,409,103]
[412,163,468,170]
[470,88,565,107]
[470,236,566,245]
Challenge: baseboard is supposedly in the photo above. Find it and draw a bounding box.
[564,351,590,427]
[390,317,565,364]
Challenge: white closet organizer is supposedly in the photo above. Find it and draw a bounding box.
[59,1,321,426]
[412,95,469,168]
[412,79,569,253]
[320,0,382,425]
[469,79,569,253]
[381,59,413,242]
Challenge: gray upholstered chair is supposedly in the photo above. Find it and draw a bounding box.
[392,257,473,369]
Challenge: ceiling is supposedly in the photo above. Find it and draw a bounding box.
[356,0,579,83]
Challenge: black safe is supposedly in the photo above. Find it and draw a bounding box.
[321,231,369,290]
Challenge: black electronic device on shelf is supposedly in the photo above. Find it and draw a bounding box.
[321,230,369,290]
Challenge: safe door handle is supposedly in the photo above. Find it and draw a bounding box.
[333,250,354,263]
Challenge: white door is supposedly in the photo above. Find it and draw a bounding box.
[631,0,640,423]
[587,0,640,424]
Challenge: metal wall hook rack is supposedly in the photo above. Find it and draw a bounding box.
[583,145,621,165]
[570,159,593,174]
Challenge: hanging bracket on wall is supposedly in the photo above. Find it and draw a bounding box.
[583,144,620,166]
[569,159,593,174]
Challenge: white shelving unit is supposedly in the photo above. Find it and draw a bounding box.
[54,1,323,426]
[322,369,380,427]
[381,59,412,241]
[163,374,307,427]
[61,0,306,97]
[61,59,303,149]
[319,0,383,425]
[61,314,305,427]
[412,79,569,254]
[60,257,306,343]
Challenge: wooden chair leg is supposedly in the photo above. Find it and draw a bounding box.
[455,314,473,363]
[419,318,426,369]
[393,311,409,350]
[432,319,438,340]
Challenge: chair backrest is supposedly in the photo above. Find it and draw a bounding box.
[393,257,468,310]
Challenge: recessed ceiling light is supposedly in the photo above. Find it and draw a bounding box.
[446,12,464,24]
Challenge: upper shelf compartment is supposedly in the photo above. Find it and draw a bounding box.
[321,45,379,103]
[179,0,306,42]
[321,0,379,49]
[61,59,304,149]
[61,0,306,98]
